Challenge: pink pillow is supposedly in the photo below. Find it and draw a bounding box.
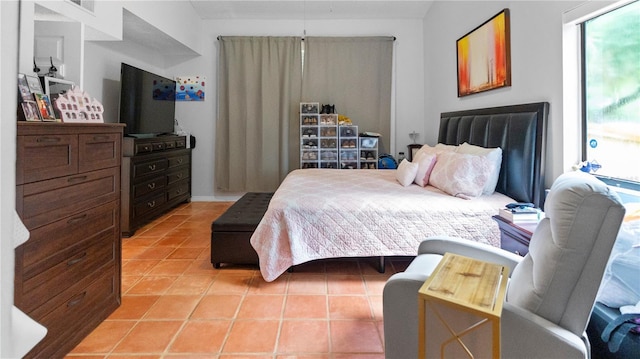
[413,152,437,187]
[429,152,492,199]
[395,159,418,187]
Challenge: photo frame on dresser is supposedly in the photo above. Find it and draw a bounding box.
[18,74,41,121]
[25,74,44,94]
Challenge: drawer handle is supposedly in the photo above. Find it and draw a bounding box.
[67,291,87,308]
[148,164,156,171]
[176,173,183,179]
[68,175,88,183]
[36,136,61,143]
[177,159,183,164]
[147,182,156,190]
[147,200,156,208]
[67,213,88,224]
[67,252,87,266]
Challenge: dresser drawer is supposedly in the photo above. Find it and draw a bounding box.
[134,192,167,217]
[19,229,116,313]
[20,202,118,268]
[168,180,190,201]
[79,133,121,173]
[133,176,167,199]
[20,167,120,229]
[133,158,169,178]
[16,134,78,185]
[35,269,117,337]
[168,153,190,168]
[167,167,190,186]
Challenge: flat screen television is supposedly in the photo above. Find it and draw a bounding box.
[119,63,176,137]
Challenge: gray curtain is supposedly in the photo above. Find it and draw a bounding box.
[215,36,302,192]
[302,37,394,152]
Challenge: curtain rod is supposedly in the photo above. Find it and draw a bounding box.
[216,36,396,41]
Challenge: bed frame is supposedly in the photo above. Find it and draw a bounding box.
[439,102,549,208]
[240,102,550,277]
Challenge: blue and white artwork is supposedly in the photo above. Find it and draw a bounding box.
[176,76,205,101]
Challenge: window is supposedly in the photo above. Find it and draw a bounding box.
[581,0,640,190]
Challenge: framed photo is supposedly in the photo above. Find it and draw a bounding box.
[43,76,74,100]
[17,74,32,102]
[21,101,41,121]
[456,9,511,97]
[26,75,44,95]
[34,93,57,121]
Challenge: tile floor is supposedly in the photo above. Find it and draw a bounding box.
[67,201,412,358]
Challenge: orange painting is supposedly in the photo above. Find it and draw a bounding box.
[457,9,511,97]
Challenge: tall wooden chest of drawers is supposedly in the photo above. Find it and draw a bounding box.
[121,135,191,237]
[15,123,123,358]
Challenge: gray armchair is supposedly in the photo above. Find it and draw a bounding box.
[383,171,626,359]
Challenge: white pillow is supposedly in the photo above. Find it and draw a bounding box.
[429,152,492,199]
[395,159,419,187]
[412,152,437,187]
[435,143,459,152]
[457,142,502,195]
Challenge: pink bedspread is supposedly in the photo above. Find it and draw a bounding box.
[250,169,513,281]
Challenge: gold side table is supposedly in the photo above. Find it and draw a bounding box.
[418,253,509,359]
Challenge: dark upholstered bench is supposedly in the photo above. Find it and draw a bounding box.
[210,192,273,268]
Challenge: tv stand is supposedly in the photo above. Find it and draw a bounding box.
[121,135,191,237]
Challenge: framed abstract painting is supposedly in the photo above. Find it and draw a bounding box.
[457,9,511,97]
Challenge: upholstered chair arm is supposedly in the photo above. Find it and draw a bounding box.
[501,302,590,359]
[417,236,523,275]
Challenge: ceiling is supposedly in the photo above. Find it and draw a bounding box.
[34,1,435,68]
[188,1,435,20]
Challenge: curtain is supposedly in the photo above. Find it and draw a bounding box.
[215,36,302,192]
[302,37,394,153]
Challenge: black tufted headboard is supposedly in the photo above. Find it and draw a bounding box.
[438,102,549,208]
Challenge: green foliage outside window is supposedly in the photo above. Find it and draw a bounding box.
[583,1,640,184]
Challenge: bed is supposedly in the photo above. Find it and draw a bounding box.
[251,102,548,281]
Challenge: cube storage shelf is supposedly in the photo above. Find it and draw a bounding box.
[299,103,378,169]
[359,136,379,169]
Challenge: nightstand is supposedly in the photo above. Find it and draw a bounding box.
[492,215,538,256]
[407,144,422,161]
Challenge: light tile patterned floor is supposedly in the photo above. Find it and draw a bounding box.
[66,202,412,358]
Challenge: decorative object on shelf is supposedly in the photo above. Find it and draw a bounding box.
[572,160,602,173]
[409,131,419,144]
[32,58,40,74]
[46,56,58,78]
[457,8,511,97]
[53,87,104,123]
[176,75,205,101]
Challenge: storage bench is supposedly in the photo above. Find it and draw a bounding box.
[210,192,273,268]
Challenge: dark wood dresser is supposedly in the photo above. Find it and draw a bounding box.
[121,135,191,237]
[15,122,123,358]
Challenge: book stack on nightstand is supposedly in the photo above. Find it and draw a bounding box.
[497,206,545,224]
[493,203,544,256]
